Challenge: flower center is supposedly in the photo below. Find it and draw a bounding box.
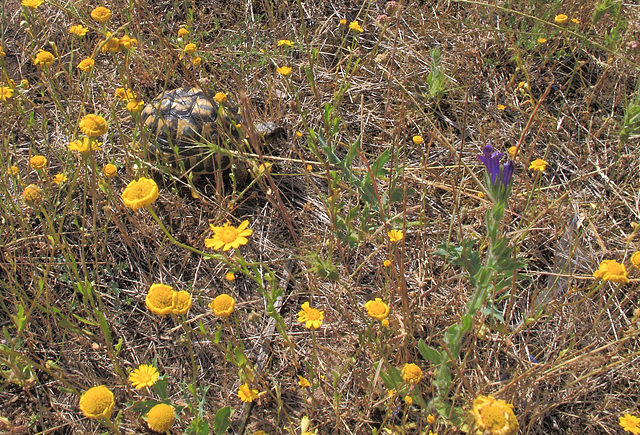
[219,227,239,243]
[306,309,321,320]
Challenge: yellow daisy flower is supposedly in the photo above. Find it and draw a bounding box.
[129,364,159,389]
[387,229,404,242]
[29,155,47,170]
[121,177,159,210]
[528,158,548,172]
[103,163,118,178]
[593,259,629,284]
[238,383,259,403]
[209,294,235,318]
[79,114,108,138]
[91,6,111,23]
[298,301,323,330]
[205,220,252,251]
[363,298,390,320]
[276,66,292,77]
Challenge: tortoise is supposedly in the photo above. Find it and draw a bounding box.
[140,86,281,181]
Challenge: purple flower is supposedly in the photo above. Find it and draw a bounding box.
[501,160,514,187]
[477,145,504,184]
[477,145,515,202]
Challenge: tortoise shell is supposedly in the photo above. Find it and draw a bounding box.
[141,87,243,177]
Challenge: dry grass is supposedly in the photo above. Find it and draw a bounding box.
[1,0,640,433]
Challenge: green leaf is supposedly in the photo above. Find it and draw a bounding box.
[12,304,27,333]
[213,406,232,435]
[418,340,443,364]
[153,375,168,400]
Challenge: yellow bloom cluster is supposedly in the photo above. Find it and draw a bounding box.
[145,283,193,317]
[401,363,422,384]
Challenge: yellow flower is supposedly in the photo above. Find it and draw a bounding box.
[593,259,629,284]
[209,294,235,318]
[20,79,29,89]
[470,394,519,435]
[79,385,115,420]
[53,173,67,185]
[126,100,145,114]
[620,414,640,434]
[427,414,435,424]
[145,283,176,317]
[298,376,311,388]
[528,158,548,172]
[119,34,137,50]
[478,192,485,199]
[277,39,294,47]
[79,114,108,138]
[8,165,19,177]
[103,163,118,178]
[21,0,43,8]
[178,27,189,37]
[401,363,422,384]
[363,298,390,320]
[68,138,101,154]
[571,18,580,24]
[388,229,404,242]
[554,14,568,24]
[192,56,202,66]
[147,403,175,433]
[538,37,547,44]
[115,87,136,102]
[258,162,272,173]
[517,81,528,89]
[0,45,5,57]
[172,290,193,315]
[129,364,159,389]
[507,146,517,159]
[22,184,43,205]
[76,57,95,72]
[296,131,303,138]
[91,6,111,23]
[184,43,197,54]
[121,177,159,210]
[276,66,292,77]
[497,104,506,111]
[404,395,413,405]
[238,383,259,403]
[0,86,14,101]
[225,272,236,282]
[29,155,47,170]
[412,135,424,145]
[101,32,121,53]
[69,24,88,36]
[214,92,227,103]
[381,318,390,327]
[383,259,392,267]
[205,220,252,251]
[34,50,55,68]
[339,18,347,26]
[630,251,640,270]
[349,20,364,33]
[298,301,324,330]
